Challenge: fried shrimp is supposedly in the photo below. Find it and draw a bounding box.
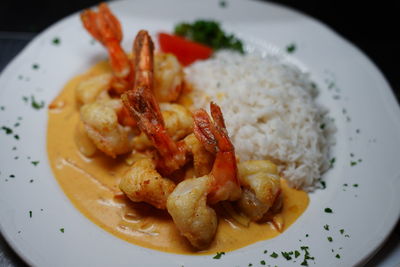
[193,102,242,204]
[167,176,217,249]
[119,158,176,210]
[237,160,282,221]
[80,99,133,158]
[122,30,187,175]
[167,102,241,249]
[81,3,133,94]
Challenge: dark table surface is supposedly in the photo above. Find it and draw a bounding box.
[0,0,399,266]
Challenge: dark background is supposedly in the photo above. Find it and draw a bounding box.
[0,0,399,266]
[0,0,399,99]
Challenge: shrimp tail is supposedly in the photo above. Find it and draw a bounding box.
[80,3,132,93]
[193,102,241,203]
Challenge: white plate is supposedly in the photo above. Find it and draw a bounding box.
[1,0,399,266]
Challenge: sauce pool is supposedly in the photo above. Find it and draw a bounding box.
[47,61,309,254]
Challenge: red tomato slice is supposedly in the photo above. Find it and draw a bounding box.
[158,32,213,66]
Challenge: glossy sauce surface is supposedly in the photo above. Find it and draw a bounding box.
[47,61,309,254]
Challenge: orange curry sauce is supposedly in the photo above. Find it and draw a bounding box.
[47,61,309,254]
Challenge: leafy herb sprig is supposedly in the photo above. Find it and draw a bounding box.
[174,20,244,53]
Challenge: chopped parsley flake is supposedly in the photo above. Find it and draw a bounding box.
[60,228,64,233]
[270,252,278,258]
[305,234,309,237]
[260,260,266,265]
[353,184,359,187]
[52,37,60,45]
[327,236,333,242]
[286,43,296,53]
[31,161,39,166]
[14,122,20,127]
[329,157,336,168]
[320,123,326,129]
[350,161,357,166]
[29,179,34,183]
[340,229,345,234]
[32,64,39,70]
[281,251,292,260]
[324,208,333,213]
[295,250,300,258]
[1,126,13,134]
[324,224,330,231]
[31,96,45,110]
[345,234,350,238]
[29,210,32,218]
[9,174,15,178]
[0,106,4,111]
[14,134,20,140]
[213,252,225,259]
[263,250,268,254]
[219,0,227,7]
[320,180,326,189]
[336,254,341,259]
[248,264,252,267]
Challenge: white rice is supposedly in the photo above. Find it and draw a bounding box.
[185,51,334,191]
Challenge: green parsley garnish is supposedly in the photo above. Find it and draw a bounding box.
[270,252,278,258]
[219,0,227,7]
[324,224,329,231]
[174,20,244,53]
[32,64,39,70]
[52,37,60,45]
[329,157,336,168]
[320,180,326,189]
[263,250,267,254]
[340,229,345,234]
[1,126,13,134]
[260,260,266,265]
[351,161,357,166]
[324,208,333,213]
[281,251,292,260]
[295,250,300,258]
[335,254,341,259]
[286,43,296,53]
[29,210,32,218]
[320,123,326,129]
[60,228,64,233]
[213,252,225,259]
[353,184,359,187]
[9,174,15,178]
[31,96,45,110]
[327,236,333,242]
[14,134,20,140]
[31,161,39,166]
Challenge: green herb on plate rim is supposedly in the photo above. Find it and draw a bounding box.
[52,37,61,45]
[286,43,296,53]
[324,207,333,213]
[213,251,225,259]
